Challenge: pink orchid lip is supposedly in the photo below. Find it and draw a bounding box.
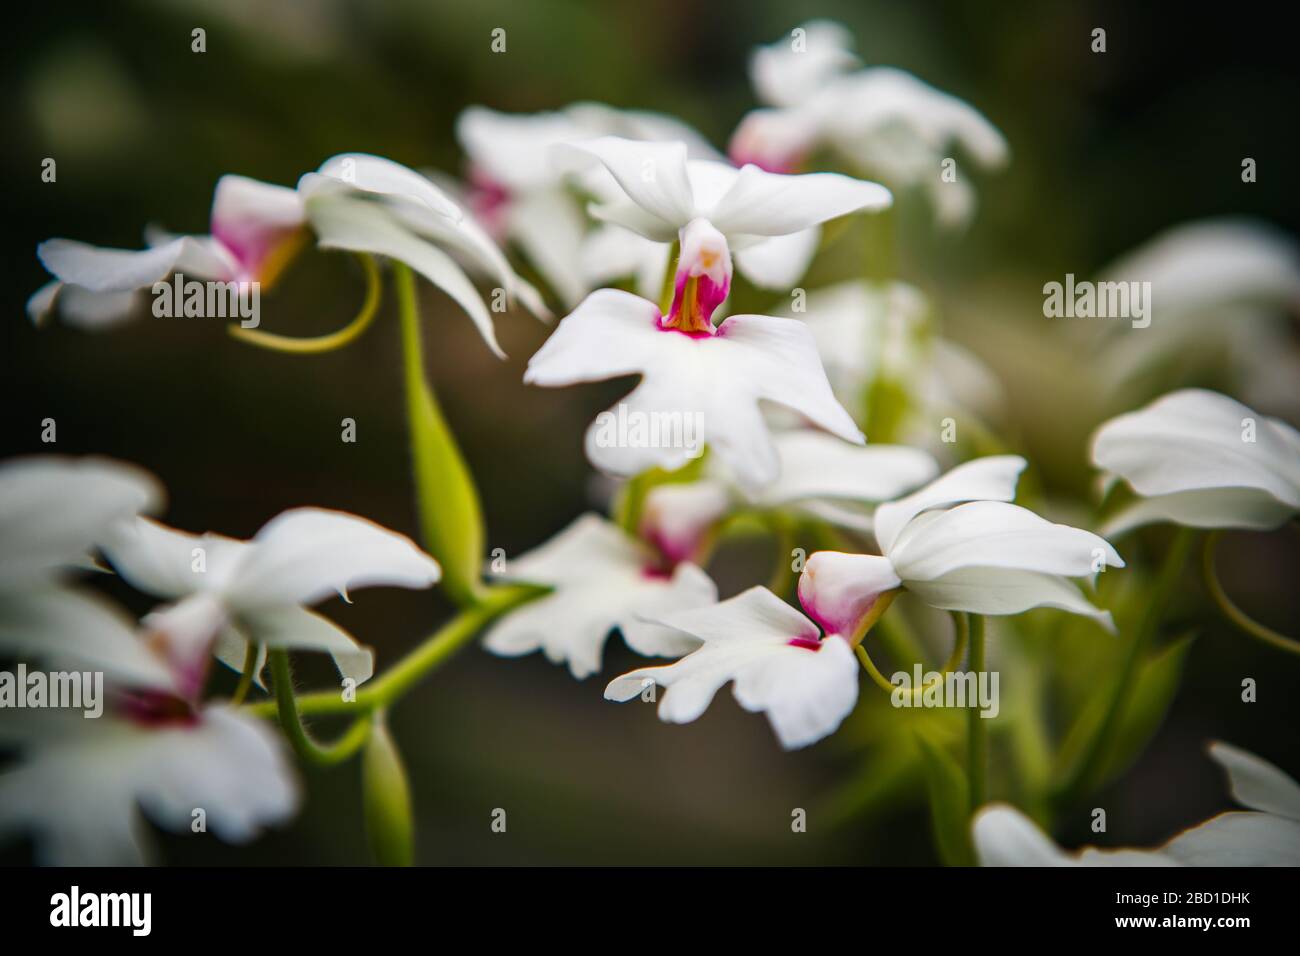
[211,219,305,285]
[466,165,511,240]
[118,689,201,728]
[797,572,883,641]
[642,525,693,568]
[661,270,729,336]
[727,146,802,175]
[787,636,823,651]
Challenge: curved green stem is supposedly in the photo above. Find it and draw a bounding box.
[1203,530,1300,656]
[855,643,901,694]
[855,602,967,700]
[1057,527,1195,801]
[228,253,381,353]
[248,585,542,720]
[966,614,987,812]
[230,641,260,706]
[268,649,372,766]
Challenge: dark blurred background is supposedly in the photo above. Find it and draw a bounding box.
[2,0,1297,864]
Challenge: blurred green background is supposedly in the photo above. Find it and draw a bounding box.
[2,0,1298,865]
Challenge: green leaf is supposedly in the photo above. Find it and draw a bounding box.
[1055,633,1196,791]
[362,714,415,867]
[395,262,485,607]
[864,375,910,446]
[914,731,976,867]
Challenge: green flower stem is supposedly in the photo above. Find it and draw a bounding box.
[268,649,372,766]
[366,585,540,706]
[854,599,968,700]
[247,585,542,721]
[1202,530,1300,656]
[855,644,901,694]
[228,254,382,353]
[966,613,987,813]
[658,239,681,315]
[1057,527,1195,801]
[229,642,260,706]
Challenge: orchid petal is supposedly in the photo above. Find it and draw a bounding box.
[483,514,717,677]
[0,456,164,588]
[1159,812,1300,866]
[640,481,732,566]
[888,500,1124,581]
[607,587,857,749]
[706,164,891,237]
[526,290,860,489]
[1101,486,1295,538]
[1209,742,1300,822]
[749,20,860,108]
[100,518,248,601]
[225,508,440,611]
[761,433,938,508]
[306,153,462,220]
[1091,389,1300,532]
[797,551,901,637]
[0,706,297,866]
[733,227,821,290]
[0,587,176,692]
[873,455,1026,553]
[973,804,1075,866]
[35,236,215,293]
[555,136,695,227]
[207,175,304,279]
[906,567,1114,631]
[305,193,506,358]
[507,189,590,308]
[244,605,375,686]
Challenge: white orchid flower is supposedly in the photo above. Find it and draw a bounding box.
[99,507,442,695]
[732,22,1007,227]
[605,585,860,749]
[456,102,721,309]
[0,601,298,866]
[781,280,1004,444]
[29,175,306,329]
[297,152,550,358]
[0,453,299,865]
[974,742,1300,866]
[0,702,299,866]
[0,456,171,684]
[749,19,860,109]
[524,288,864,490]
[640,430,939,563]
[1091,389,1300,537]
[482,513,717,679]
[797,456,1123,635]
[554,134,891,303]
[1089,219,1300,418]
[0,456,163,588]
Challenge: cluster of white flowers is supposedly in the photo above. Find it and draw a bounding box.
[0,458,441,863]
[15,19,1300,867]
